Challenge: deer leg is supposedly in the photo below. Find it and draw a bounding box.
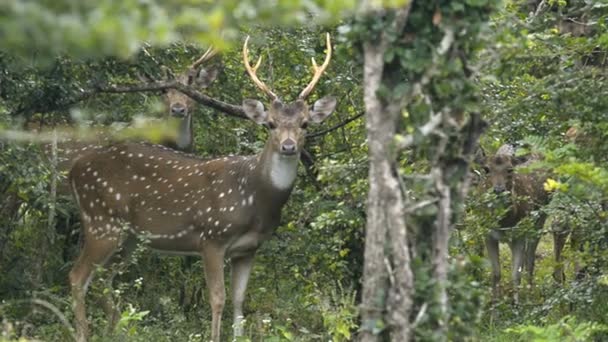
[231,253,255,338]
[524,236,541,286]
[566,227,587,279]
[100,237,137,335]
[510,239,525,304]
[201,244,226,342]
[69,237,121,342]
[485,234,501,300]
[553,229,568,283]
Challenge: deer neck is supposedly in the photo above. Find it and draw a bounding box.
[255,140,299,195]
[175,114,193,151]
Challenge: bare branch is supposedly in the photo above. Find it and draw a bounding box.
[171,83,245,118]
[412,303,428,328]
[306,112,364,138]
[403,198,438,214]
[11,79,246,119]
[396,109,444,150]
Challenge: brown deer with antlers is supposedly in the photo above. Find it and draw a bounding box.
[68,34,335,342]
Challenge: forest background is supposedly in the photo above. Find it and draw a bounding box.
[1,0,608,341]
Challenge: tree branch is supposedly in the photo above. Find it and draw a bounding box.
[12,80,247,120]
[306,112,364,138]
[396,107,444,150]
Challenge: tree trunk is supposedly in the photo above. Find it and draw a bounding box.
[359,30,413,342]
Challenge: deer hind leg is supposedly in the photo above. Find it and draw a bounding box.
[98,236,138,335]
[69,236,122,342]
[553,227,568,283]
[485,234,501,301]
[201,244,226,342]
[231,253,255,338]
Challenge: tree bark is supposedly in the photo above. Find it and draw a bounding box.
[358,9,413,339]
[359,38,392,342]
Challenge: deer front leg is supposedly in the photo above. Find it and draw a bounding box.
[510,239,525,304]
[485,234,501,301]
[201,244,226,342]
[231,254,255,338]
[524,236,541,286]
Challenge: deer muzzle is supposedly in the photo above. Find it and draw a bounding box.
[170,104,187,117]
[280,138,297,156]
[493,185,506,194]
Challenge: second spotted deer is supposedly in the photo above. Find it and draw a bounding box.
[68,34,336,342]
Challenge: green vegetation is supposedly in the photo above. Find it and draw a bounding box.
[1,0,607,341]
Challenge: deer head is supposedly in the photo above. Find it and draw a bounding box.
[241,34,336,159]
[161,46,220,118]
[484,144,531,194]
[140,46,220,151]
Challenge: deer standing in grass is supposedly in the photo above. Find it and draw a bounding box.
[68,34,336,342]
[482,144,549,303]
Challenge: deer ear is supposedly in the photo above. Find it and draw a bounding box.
[162,66,175,81]
[310,96,336,123]
[195,66,219,88]
[242,99,267,124]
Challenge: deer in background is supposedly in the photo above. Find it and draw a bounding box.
[139,46,220,152]
[482,144,549,303]
[68,34,336,342]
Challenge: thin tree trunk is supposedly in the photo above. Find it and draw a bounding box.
[359,39,391,342]
[384,160,413,341]
[359,30,413,341]
[432,166,451,335]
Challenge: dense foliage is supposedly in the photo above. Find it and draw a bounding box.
[1,0,607,341]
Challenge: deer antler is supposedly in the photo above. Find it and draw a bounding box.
[243,36,278,101]
[298,33,332,100]
[190,46,218,70]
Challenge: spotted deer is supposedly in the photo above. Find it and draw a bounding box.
[68,34,336,342]
[482,144,549,303]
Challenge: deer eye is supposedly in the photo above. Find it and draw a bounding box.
[267,121,277,130]
[300,121,309,129]
[507,168,514,174]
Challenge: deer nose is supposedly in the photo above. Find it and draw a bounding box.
[280,139,297,155]
[493,186,506,194]
[170,104,187,117]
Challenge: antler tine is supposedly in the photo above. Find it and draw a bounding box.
[190,46,218,70]
[298,33,332,100]
[243,36,278,101]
